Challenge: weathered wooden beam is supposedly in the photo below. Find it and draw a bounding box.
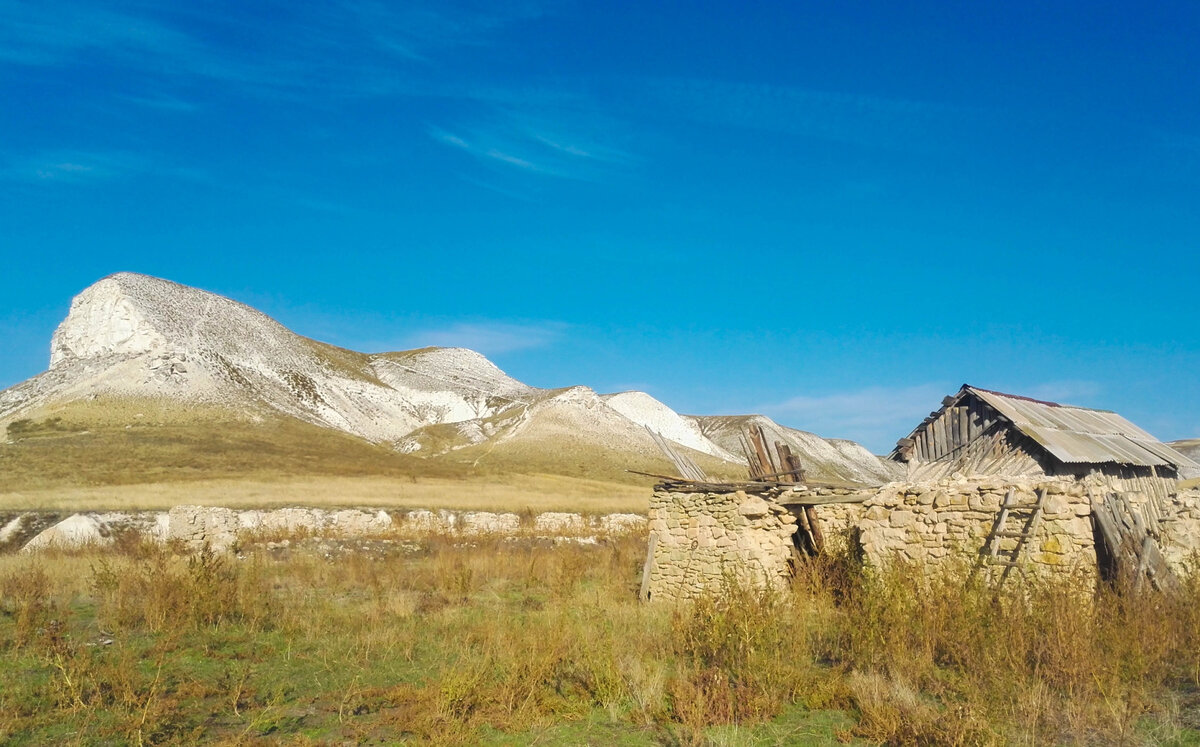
[639,532,658,602]
[778,493,873,506]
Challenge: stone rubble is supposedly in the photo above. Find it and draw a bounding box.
[11,506,649,553]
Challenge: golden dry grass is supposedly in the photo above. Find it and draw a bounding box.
[0,474,650,513]
[0,398,665,512]
[5,538,1200,745]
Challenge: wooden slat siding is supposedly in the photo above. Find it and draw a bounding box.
[932,417,943,460]
[945,410,955,454]
[958,406,969,449]
[1092,490,1180,593]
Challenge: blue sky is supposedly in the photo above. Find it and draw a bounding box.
[2,1,1198,452]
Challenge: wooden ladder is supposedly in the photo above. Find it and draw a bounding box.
[982,488,1046,586]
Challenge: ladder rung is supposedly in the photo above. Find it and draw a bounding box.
[993,531,1032,539]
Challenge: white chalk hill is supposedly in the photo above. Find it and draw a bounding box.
[0,273,896,485]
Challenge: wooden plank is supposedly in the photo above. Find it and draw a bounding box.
[749,426,774,478]
[958,406,969,449]
[804,505,825,552]
[639,532,658,602]
[777,493,873,506]
[740,433,760,479]
[794,504,814,553]
[1134,535,1153,593]
[783,448,807,483]
[775,442,794,482]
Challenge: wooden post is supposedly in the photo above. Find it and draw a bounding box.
[639,533,658,602]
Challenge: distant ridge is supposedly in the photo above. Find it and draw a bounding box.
[0,273,900,490]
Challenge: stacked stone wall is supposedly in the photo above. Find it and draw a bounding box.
[1158,488,1200,574]
[808,502,866,554]
[645,490,797,602]
[858,476,1097,584]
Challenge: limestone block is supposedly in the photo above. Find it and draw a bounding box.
[889,510,917,528]
[1043,495,1070,517]
[168,505,240,552]
[260,508,328,534]
[864,506,890,522]
[738,495,771,518]
[877,492,902,508]
[460,512,520,535]
[22,514,113,552]
[535,512,586,532]
[329,510,392,536]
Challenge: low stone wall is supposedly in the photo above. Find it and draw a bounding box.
[10,507,649,553]
[858,477,1098,585]
[1158,488,1200,574]
[806,502,866,554]
[645,490,797,602]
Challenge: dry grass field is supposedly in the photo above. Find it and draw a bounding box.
[5,533,1200,745]
[0,474,648,514]
[0,403,654,513]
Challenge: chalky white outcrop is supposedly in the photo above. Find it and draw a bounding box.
[1,273,899,482]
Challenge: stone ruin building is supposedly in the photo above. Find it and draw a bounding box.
[643,386,1200,602]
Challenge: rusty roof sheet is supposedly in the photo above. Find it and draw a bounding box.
[967,386,1198,469]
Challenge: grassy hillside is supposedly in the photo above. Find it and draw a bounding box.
[0,397,657,512]
[0,398,435,491]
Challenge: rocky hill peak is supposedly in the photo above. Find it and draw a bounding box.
[49,272,292,369]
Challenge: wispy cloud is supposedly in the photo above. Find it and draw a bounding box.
[429,106,637,182]
[636,77,971,152]
[0,151,149,183]
[406,321,569,355]
[0,0,547,98]
[0,1,197,67]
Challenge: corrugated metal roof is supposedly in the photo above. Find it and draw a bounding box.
[966,386,1198,469]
